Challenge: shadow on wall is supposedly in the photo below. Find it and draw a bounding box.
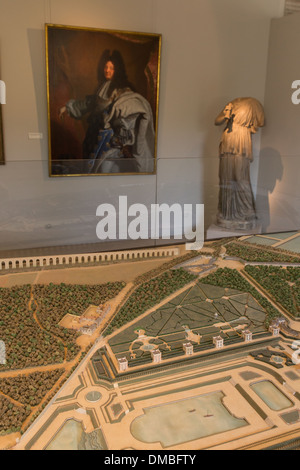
[201,100,225,232]
[255,147,283,232]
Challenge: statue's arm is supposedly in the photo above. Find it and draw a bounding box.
[215,111,227,126]
[215,102,233,126]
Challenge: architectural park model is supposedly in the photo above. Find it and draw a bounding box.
[0,231,300,450]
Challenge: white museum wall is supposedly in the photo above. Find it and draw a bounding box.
[259,11,300,233]
[0,0,285,252]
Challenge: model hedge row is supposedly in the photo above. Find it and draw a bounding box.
[244,265,300,317]
[225,241,300,263]
[200,267,280,327]
[104,269,197,335]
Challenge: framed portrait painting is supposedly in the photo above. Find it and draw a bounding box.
[45,24,161,177]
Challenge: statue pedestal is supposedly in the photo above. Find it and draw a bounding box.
[206,219,262,240]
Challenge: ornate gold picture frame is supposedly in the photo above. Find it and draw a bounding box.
[45,24,161,177]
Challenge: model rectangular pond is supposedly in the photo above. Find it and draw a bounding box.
[250,380,293,411]
[131,391,248,447]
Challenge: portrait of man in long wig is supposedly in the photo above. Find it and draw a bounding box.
[46,24,161,177]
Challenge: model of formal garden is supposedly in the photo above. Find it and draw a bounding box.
[0,231,300,450]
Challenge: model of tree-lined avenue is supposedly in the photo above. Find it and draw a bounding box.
[104,269,197,335]
[225,241,300,263]
[201,268,279,327]
[245,265,300,318]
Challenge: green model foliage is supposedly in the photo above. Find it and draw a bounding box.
[0,396,31,434]
[200,268,279,326]
[0,368,66,434]
[245,265,300,317]
[0,281,126,434]
[133,251,201,285]
[0,369,64,407]
[0,282,126,369]
[104,269,197,335]
[225,242,300,263]
[0,285,66,369]
[33,282,125,360]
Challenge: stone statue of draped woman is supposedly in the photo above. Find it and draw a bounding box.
[215,97,265,230]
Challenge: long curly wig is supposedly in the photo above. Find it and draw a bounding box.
[97,49,134,95]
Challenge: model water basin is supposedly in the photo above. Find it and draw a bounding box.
[271,356,285,365]
[250,380,293,411]
[85,391,102,402]
[46,419,85,450]
[140,344,156,351]
[45,419,107,450]
[131,391,247,447]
